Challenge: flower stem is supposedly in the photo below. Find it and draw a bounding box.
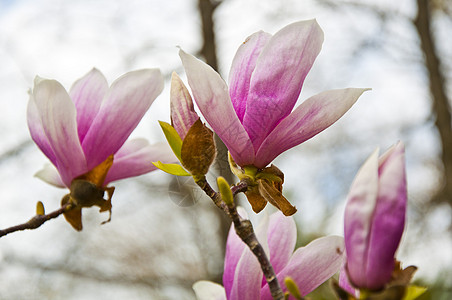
[0,202,74,238]
[195,177,284,300]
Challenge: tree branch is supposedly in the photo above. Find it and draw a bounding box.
[414,0,452,205]
[195,177,285,300]
[197,0,221,71]
[0,202,74,238]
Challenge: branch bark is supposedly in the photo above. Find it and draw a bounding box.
[0,203,74,238]
[414,0,452,205]
[196,177,284,300]
[198,0,220,71]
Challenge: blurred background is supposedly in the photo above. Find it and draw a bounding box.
[0,0,451,299]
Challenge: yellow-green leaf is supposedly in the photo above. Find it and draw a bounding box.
[159,121,183,161]
[152,161,191,176]
[403,286,427,300]
[217,176,233,206]
[284,276,303,300]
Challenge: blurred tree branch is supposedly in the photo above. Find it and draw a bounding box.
[197,0,233,284]
[414,0,452,206]
[0,140,33,165]
[198,0,222,71]
[0,202,73,238]
[3,252,194,289]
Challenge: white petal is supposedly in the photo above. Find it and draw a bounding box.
[193,281,226,300]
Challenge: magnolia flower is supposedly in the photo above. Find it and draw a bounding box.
[342,142,407,291]
[179,20,368,169]
[193,210,345,300]
[27,68,174,188]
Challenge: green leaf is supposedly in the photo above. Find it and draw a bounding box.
[403,285,427,300]
[217,176,233,206]
[152,161,191,176]
[159,121,183,161]
[284,276,303,300]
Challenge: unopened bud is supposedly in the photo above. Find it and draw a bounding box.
[36,201,45,215]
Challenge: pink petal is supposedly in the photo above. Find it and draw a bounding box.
[255,88,368,168]
[267,212,297,275]
[34,164,65,188]
[179,49,255,167]
[338,262,359,298]
[242,20,324,150]
[261,236,345,299]
[27,91,57,165]
[230,243,262,300]
[82,69,164,170]
[104,139,176,184]
[228,31,272,122]
[193,281,226,300]
[69,68,108,143]
[32,77,87,186]
[223,207,249,298]
[365,142,406,289]
[170,72,199,140]
[344,149,380,288]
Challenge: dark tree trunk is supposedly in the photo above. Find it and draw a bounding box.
[414,0,452,206]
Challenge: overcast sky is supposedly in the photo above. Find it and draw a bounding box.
[0,0,450,298]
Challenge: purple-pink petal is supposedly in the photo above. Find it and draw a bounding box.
[242,20,324,150]
[261,236,345,299]
[31,78,87,186]
[223,208,249,298]
[179,49,255,166]
[229,245,262,300]
[338,263,359,298]
[255,88,368,168]
[170,72,199,140]
[267,212,297,276]
[344,149,380,288]
[27,91,57,165]
[69,68,108,143]
[104,139,176,185]
[365,142,407,289]
[82,69,164,170]
[228,31,272,122]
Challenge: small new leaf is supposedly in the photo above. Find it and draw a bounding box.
[159,120,183,161]
[217,176,233,206]
[284,276,303,300]
[403,286,427,300]
[152,161,191,176]
[181,119,216,176]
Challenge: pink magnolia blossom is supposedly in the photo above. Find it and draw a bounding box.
[179,20,368,168]
[193,210,345,300]
[28,68,175,188]
[343,142,407,291]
